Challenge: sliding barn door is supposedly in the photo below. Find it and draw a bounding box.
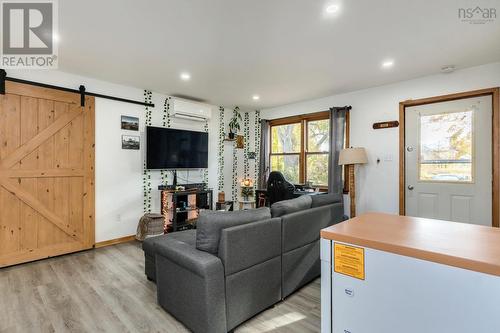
[0,81,95,267]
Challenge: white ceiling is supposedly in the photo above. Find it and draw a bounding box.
[58,0,500,109]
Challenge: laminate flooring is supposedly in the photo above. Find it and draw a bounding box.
[0,241,320,333]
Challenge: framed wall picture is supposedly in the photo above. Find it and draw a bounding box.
[122,135,140,150]
[121,115,139,131]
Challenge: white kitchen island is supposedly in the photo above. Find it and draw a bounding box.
[320,212,500,333]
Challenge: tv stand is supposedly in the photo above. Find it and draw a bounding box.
[160,188,213,233]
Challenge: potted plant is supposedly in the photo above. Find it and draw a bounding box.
[241,186,254,201]
[228,107,242,140]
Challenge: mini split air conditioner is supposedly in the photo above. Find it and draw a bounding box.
[171,98,211,122]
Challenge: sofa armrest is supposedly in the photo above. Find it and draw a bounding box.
[155,238,223,277]
[155,239,226,333]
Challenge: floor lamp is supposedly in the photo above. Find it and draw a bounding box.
[339,147,368,218]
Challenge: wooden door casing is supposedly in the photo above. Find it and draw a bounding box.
[0,81,95,267]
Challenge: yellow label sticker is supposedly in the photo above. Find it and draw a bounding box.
[334,243,365,280]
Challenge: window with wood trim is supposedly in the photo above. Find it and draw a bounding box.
[269,111,350,190]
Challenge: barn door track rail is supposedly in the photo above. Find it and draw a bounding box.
[0,69,155,108]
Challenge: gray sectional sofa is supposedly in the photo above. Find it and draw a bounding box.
[143,193,345,333]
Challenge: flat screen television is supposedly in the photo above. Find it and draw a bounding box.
[146,126,208,169]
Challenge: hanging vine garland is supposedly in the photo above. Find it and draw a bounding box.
[143,159,149,213]
[163,96,171,128]
[203,118,209,185]
[145,90,153,126]
[243,112,250,178]
[231,107,240,201]
[143,90,153,213]
[232,142,238,201]
[254,110,261,190]
[160,97,172,185]
[217,106,225,191]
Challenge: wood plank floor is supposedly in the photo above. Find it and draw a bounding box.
[0,241,320,333]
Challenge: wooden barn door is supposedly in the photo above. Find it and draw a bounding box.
[0,81,95,267]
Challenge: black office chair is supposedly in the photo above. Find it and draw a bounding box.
[267,171,295,205]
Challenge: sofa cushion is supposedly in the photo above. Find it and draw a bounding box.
[219,218,281,276]
[225,256,281,331]
[281,205,333,252]
[311,193,343,208]
[270,195,312,218]
[196,207,271,254]
[282,241,320,298]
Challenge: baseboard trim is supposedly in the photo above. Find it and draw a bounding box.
[94,235,136,248]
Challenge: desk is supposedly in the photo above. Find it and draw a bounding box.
[320,213,500,333]
[255,189,322,207]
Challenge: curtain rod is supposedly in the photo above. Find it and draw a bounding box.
[330,105,352,111]
[0,69,155,108]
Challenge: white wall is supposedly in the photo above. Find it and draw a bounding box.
[95,98,145,243]
[13,61,499,240]
[261,62,500,215]
[7,69,219,242]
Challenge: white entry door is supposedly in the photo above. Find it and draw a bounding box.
[405,95,492,226]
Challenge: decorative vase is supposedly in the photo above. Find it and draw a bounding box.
[228,132,235,140]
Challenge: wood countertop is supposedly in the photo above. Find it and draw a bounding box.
[321,212,500,276]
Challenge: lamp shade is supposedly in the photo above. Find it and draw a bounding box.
[241,178,253,187]
[338,147,368,165]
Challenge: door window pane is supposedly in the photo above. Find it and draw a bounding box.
[419,110,473,182]
[271,155,299,184]
[271,123,301,153]
[307,154,329,186]
[308,119,330,152]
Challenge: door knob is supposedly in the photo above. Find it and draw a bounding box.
[406,146,414,152]
[407,185,414,191]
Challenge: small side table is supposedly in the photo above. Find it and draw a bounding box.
[239,199,256,210]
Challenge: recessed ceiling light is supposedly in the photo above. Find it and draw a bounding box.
[325,4,340,14]
[53,33,60,42]
[252,95,260,101]
[180,72,191,81]
[381,60,394,69]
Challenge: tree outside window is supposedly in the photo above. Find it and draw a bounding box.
[270,112,331,187]
[270,123,301,183]
[306,119,330,186]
